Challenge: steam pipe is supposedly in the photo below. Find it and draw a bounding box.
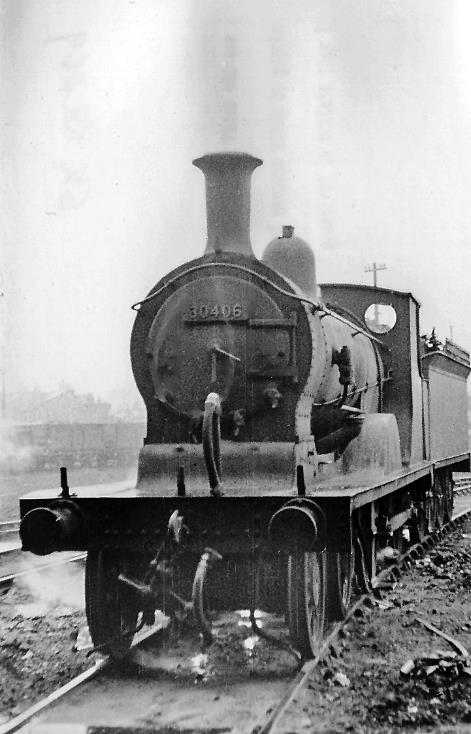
[192,152,262,256]
[192,547,223,648]
[202,392,223,496]
[315,414,365,456]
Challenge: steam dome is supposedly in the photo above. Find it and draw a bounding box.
[262,225,317,299]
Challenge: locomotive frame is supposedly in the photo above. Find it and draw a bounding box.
[19,151,470,660]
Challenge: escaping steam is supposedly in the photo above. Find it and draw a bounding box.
[16,555,85,616]
[0,422,37,474]
[186,0,337,252]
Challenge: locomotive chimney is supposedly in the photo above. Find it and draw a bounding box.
[193,152,262,257]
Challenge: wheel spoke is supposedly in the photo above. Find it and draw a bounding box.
[288,550,326,658]
[326,549,353,622]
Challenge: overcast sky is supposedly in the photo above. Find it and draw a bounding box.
[2,0,471,404]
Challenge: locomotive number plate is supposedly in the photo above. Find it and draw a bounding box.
[185,303,246,322]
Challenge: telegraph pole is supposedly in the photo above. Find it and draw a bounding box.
[365,262,387,328]
[365,262,387,288]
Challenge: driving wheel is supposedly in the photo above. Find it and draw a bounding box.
[325,548,354,622]
[85,549,140,659]
[287,550,326,658]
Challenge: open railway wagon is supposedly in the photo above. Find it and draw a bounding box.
[7,422,146,472]
[19,152,470,659]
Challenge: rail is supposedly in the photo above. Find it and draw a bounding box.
[0,623,165,734]
[0,521,20,537]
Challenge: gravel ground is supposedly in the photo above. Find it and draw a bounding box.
[1,516,470,732]
[0,561,91,726]
[0,466,136,725]
[279,517,471,733]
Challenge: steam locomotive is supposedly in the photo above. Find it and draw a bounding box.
[19,153,470,659]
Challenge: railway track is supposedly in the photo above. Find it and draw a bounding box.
[0,521,86,593]
[0,521,20,536]
[0,622,168,734]
[0,522,20,550]
[1,487,470,734]
[0,551,86,594]
[256,500,471,734]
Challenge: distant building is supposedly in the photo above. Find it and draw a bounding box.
[6,388,113,424]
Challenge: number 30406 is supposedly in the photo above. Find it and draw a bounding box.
[187,303,244,320]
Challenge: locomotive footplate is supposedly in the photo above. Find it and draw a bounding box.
[18,453,468,558]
